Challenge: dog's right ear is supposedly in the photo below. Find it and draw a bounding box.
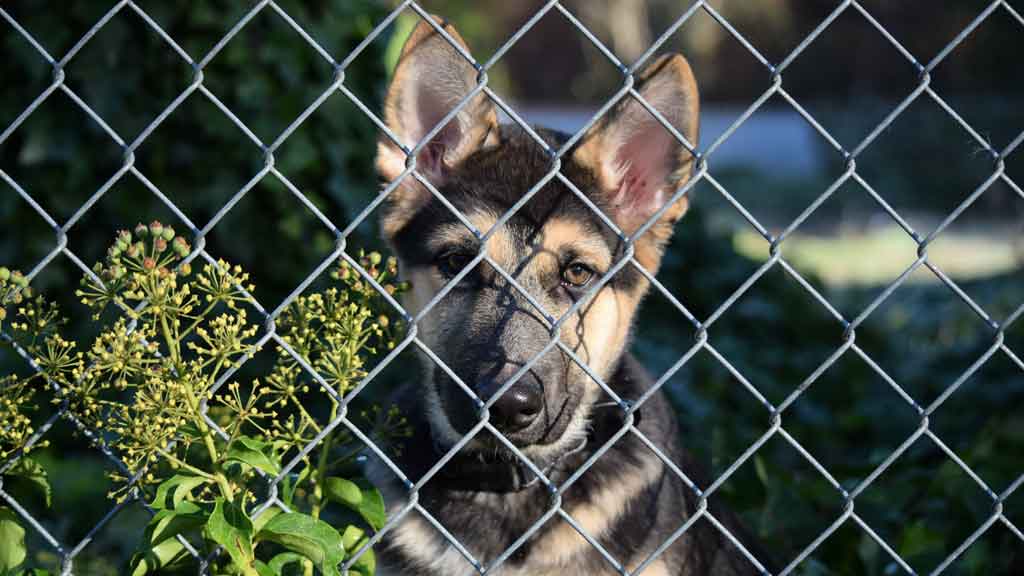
[377,15,498,239]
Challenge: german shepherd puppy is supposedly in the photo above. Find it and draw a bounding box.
[369,16,764,576]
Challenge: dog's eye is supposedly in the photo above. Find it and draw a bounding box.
[561,262,594,288]
[437,251,473,278]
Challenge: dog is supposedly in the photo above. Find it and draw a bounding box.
[368,16,765,576]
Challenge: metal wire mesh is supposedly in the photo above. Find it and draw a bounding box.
[1,1,1023,574]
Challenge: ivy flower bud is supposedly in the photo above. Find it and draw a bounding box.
[143,258,157,271]
[134,223,148,238]
[161,226,175,241]
[149,221,164,238]
[172,236,190,257]
[368,252,382,267]
[0,267,9,282]
[11,271,28,288]
[154,237,168,253]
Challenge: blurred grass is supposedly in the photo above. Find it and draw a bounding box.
[734,224,1022,287]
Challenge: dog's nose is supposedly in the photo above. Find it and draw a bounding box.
[489,381,542,433]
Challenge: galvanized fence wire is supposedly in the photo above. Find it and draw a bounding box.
[1,0,1023,574]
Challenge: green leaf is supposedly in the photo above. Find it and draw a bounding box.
[0,507,26,574]
[324,477,361,507]
[341,525,376,576]
[267,552,306,573]
[145,501,207,545]
[324,477,386,531]
[204,499,256,574]
[253,559,275,576]
[5,457,51,508]
[256,512,344,576]
[129,536,189,576]
[151,474,209,510]
[251,507,282,534]
[224,436,281,476]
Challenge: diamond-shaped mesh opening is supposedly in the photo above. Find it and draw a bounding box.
[60,9,193,142]
[859,0,996,63]
[200,7,338,144]
[782,6,921,140]
[0,3,119,59]
[489,3,621,106]
[711,435,845,571]
[647,196,767,320]
[0,36,54,131]
[272,89,383,230]
[700,94,843,228]
[7,425,136,570]
[205,176,337,309]
[702,266,847,406]
[767,179,924,287]
[130,91,265,218]
[852,279,999,403]
[928,4,1024,150]
[0,91,123,222]
[648,1,819,69]
[925,178,1024,310]
[668,347,771,482]
[857,435,996,575]
[931,352,1024,492]
[646,4,772,106]
[786,352,920,488]
[832,95,998,230]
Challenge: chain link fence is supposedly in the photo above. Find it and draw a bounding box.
[2,1,1023,574]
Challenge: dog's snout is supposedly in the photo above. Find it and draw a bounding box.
[482,367,543,434]
[491,381,542,432]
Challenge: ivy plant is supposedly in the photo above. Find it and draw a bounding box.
[0,224,409,576]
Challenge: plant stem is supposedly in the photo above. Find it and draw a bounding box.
[183,382,233,501]
[155,447,218,482]
[310,399,339,521]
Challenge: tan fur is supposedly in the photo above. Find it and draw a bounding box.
[527,450,663,567]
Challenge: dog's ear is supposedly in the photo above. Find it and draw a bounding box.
[377,15,498,239]
[572,54,699,273]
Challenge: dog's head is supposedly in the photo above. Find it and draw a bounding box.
[376,17,699,459]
